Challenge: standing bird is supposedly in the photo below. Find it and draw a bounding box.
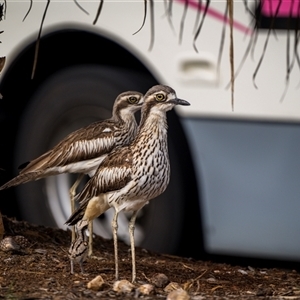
[0,91,144,256]
[66,85,190,282]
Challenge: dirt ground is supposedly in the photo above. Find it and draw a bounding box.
[1,215,300,300]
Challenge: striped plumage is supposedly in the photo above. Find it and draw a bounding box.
[66,85,190,282]
[0,91,144,189]
[68,220,89,274]
[0,91,144,256]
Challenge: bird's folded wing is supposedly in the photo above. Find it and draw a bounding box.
[76,147,133,206]
[20,120,117,172]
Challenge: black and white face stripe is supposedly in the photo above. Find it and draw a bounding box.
[113,91,144,112]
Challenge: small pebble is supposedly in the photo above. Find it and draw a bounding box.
[150,273,169,288]
[256,287,273,296]
[113,279,135,293]
[248,266,255,272]
[13,236,30,248]
[136,283,154,296]
[87,275,105,291]
[164,282,182,293]
[0,237,20,251]
[167,288,190,300]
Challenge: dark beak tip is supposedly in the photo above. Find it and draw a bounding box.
[177,98,191,106]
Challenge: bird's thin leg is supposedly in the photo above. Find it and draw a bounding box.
[69,173,84,242]
[79,260,86,274]
[70,259,74,274]
[112,209,119,280]
[128,210,139,283]
[88,220,93,257]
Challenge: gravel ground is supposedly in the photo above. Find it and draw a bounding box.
[1,215,300,300]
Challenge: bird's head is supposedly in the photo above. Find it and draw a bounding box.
[113,91,144,116]
[143,85,190,113]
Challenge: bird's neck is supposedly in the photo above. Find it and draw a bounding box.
[135,108,168,143]
[113,110,138,127]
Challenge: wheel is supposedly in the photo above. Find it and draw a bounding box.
[14,65,185,253]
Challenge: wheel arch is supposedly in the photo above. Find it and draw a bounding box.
[0,28,202,257]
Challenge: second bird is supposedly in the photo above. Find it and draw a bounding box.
[0,91,144,256]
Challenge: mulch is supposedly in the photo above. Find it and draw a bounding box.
[0,215,300,300]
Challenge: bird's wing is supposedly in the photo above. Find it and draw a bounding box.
[77,146,133,205]
[0,170,47,190]
[20,119,119,173]
[65,147,132,225]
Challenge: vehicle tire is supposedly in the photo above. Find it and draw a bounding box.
[14,65,185,253]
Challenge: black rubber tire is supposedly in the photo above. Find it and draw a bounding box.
[14,65,184,253]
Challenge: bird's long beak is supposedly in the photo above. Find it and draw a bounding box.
[175,98,190,106]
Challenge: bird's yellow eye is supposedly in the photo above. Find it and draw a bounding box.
[128,96,138,104]
[155,93,165,102]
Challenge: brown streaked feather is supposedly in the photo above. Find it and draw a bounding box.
[0,91,143,191]
[78,146,132,203]
[20,119,118,173]
[0,170,47,190]
[19,150,53,174]
[66,207,84,225]
[65,147,132,225]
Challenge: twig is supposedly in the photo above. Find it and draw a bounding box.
[133,0,147,35]
[252,0,282,88]
[93,0,104,25]
[211,285,223,292]
[217,2,228,86]
[225,23,256,90]
[193,0,210,52]
[193,0,202,34]
[192,269,207,281]
[148,0,155,51]
[250,0,260,61]
[166,0,175,33]
[228,0,234,111]
[242,0,255,18]
[179,0,188,44]
[31,0,50,79]
[23,0,33,21]
[73,0,89,15]
[295,27,300,88]
[180,262,194,271]
[3,0,6,19]
[142,272,151,282]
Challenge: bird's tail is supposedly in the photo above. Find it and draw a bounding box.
[65,207,85,226]
[65,181,93,225]
[0,171,45,190]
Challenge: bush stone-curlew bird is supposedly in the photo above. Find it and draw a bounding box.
[66,85,190,282]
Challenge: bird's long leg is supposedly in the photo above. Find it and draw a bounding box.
[88,220,93,257]
[112,208,119,280]
[69,173,84,242]
[128,210,139,283]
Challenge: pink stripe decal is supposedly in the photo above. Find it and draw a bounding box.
[175,0,252,34]
[261,0,300,17]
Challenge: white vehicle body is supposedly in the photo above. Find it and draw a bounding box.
[1,1,300,262]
